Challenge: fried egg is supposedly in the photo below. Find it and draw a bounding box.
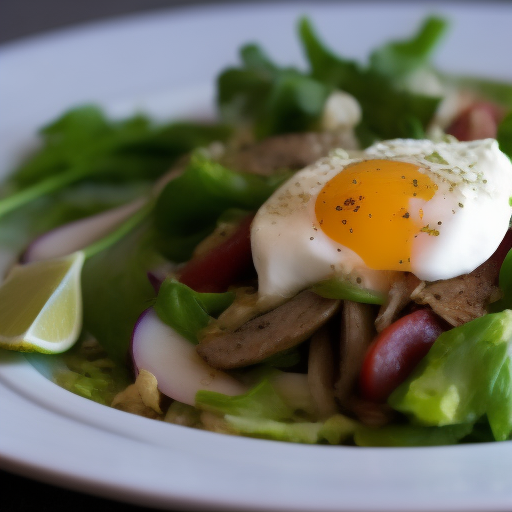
[251,138,512,304]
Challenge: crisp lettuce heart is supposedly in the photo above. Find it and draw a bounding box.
[389,310,512,441]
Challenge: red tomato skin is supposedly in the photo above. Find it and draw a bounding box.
[178,214,254,293]
[446,101,504,142]
[359,309,447,403]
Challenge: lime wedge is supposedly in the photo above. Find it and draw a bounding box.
[0,252,84,353]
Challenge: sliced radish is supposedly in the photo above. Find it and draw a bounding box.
[22,199,145,263]
[131,308,246,406]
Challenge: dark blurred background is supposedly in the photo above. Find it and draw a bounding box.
[1,0,190,43]
[1,0,284,44]
[2,0,509,44]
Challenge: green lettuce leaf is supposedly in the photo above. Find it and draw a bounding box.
[389,310,512,441]
[81,221,162,362]
[196,379,357,444]
[354,423,473,447]
[196,379,294,421]
[154,279,234,344]
[497,112,512,159]
[490,245,512,313]
[154,153,289,261]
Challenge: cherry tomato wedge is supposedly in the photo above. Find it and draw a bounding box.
[446,101,504,141]
[359,309,447,402]
[178,214,254,293]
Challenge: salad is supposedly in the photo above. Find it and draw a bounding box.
[1,15,512,447]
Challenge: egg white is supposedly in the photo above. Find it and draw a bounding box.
[251,139,512,303]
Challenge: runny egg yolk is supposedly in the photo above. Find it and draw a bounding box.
[315,159,437,272]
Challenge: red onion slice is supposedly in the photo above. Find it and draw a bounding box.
[23,199,145,263]
[131,308,246,406]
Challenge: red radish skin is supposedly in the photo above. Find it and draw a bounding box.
[131,308,246,405]
[178,214,255,293]
[447,101,504,142]
[359,309,447,403]
[22,199,145,263]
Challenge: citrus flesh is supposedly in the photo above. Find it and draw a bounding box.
[0,252,84,353]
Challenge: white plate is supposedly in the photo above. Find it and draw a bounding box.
[1,3,512,511]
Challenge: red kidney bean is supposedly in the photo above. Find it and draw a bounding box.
[359,309,447,402]
[447,101,504,141]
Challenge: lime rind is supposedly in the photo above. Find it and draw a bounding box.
[0,252,84,353]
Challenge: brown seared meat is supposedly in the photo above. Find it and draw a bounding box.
[308,325,338,418]
[343,398,396,428]
[411,258,501,327]
[220,132,359,176]
[375,273,421,332]
[196,291,340,369]
[335,301,376,403]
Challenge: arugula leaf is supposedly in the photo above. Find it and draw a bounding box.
[225,416,326,444]
[389,310,512,441]
[154,279,234,344]
[1,105,231,220]
[369,16,448,80]
[218,17,444,143]
[255,70,329,139]
[217,45,275,125]
[155,153,289,261]
[298,17,441,142]
[218,44,330,138]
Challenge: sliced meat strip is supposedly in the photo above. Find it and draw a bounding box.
[196,291,340,369]
[375,273,421,332]
[308,324,339,418]
[411,258,501,327]
[343,397,396,428]
[220,132,360,176]
[334,301,376,404]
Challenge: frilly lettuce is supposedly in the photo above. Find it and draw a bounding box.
[389,310,512,441]
[196,379,358,444]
